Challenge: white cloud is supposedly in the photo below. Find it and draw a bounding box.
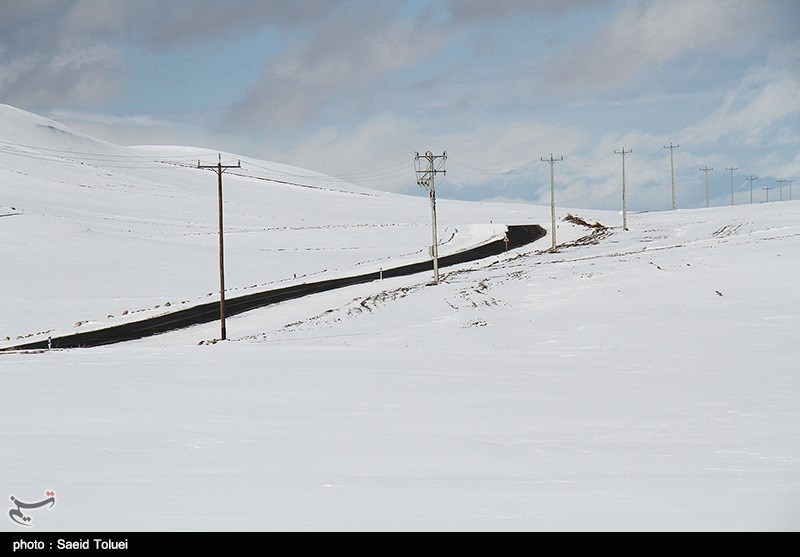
[685,70,800,147]
[3,0,795,213]
[446,0,613,23]
[542,0,773,93]
[0,41,124,109]
[228,17,447,131]
[255,113,419,190]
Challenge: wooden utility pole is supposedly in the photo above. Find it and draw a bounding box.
[415,151,446,285]
[726,166,738,206]
[664,143,679,210]
[198,154,241,341]
[762,186,773,203]
[541,153,564,250]
[615,148,631,230]
[700,166,713,208]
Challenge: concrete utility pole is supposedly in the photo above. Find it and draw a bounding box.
[700,166,713,208]
[541,153,564,250]
[777,179,793,201]
[747,176,758,204]
[415,151,447,285]
[198,154,241,341]
[664,143,679,210]
[615,148,631,230]
[726,166,738,206]
[779,179,796,201]
[762,186,773,203]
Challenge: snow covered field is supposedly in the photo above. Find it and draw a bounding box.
[1,105,798,531]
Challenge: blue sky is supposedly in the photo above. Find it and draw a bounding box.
[2,0,798,211]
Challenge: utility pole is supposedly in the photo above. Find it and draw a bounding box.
[615,148,631,230]
[746,176,758,204]
[198,153,241,341]
[541,153,564,250]
[779,179,795,201]
[762,186,773,203]
[726,166,737,206]
[700,166,713,208]
[777,179,793,201]
[415,151,446,285]
[664,143,679,210]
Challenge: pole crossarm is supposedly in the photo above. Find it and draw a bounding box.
[197,154,241,341]
[415,151,446,188]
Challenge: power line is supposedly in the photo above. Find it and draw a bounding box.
[0,140,214,160]
[0,141,216,170]
[446,157,541,176]
[264,159,410,182]
[4,134,797,214]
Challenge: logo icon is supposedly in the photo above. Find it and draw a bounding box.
[8,491,56,527]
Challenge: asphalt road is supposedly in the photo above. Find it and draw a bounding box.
[4,224,545,350]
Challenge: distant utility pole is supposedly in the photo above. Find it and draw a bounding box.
[198,153,241,341]
[664,143,679,210]
[615,148,631,230]
[779,179,795,201]
[541,153,564,250]
[762,186,773,203]
[747,176,758,204]
[415,151,447,285]
[726,166,738,206]
[700,166,713,208]
[777,179,793,201]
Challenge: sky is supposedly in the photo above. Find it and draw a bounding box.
[1,0,799,211]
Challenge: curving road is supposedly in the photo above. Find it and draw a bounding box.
[4,224,545,350]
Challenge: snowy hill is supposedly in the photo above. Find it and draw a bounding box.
[0,103,572,346]
[1,105,798,531]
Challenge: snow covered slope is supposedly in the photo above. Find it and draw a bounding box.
[0,104,578,346]
[1,105,798,531]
